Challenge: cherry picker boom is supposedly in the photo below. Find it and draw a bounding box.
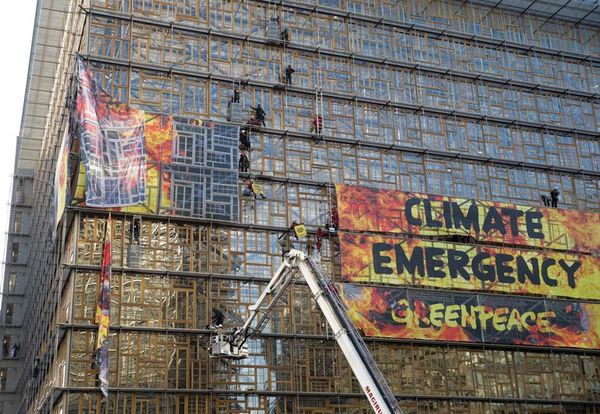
[209,249,403,414]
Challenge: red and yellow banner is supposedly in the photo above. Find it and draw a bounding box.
[74,114,175,214]
[336,184,600,254]
[339,283,600,349]
[339,233,600,300]
[95,218,112,397]
[75,57,147,208]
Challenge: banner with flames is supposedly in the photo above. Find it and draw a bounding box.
[339,233,600,300]
[336,184,600,254]
[70,60,240,222]
[74,113,174,215]
[339,283,600,349]
[75,57,147,207]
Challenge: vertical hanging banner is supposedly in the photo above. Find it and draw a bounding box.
[95,218,112,398]
[75,57,147,207]
[335,184,600,254]
[144,114,174,214]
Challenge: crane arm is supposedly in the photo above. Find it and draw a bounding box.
[210,249,403,414]
[231,254,299,349]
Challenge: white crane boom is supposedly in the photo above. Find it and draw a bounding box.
[209,249,403,414]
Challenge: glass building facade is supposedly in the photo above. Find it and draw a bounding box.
[2,0,600,412]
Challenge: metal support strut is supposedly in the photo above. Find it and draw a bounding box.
[209,249,403,414]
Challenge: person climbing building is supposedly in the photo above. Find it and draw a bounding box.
[315,227,325,253]
[211,307,225,327]
[550,188,560,208]
[33,357,40,378]
[278,231,291,257]
[285,64,295,85]
[278,17,290,42]
[131,216,141,245]
[541,194,549,207]
[9,343,19,358]
[311,114,323,136]
[227,87,242,121]
[251,103,266,127]
[330,206,339,230]
[239,128,250,151]
[306,240,314,256]
[239,151,249,172]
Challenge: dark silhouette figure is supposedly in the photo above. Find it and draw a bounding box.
[550,188,559,208]
[278,232,291,258]
[276,17,289,42]
[331,207,339,230]
[33,357,40,378]
[251,104,266,127]
[315,227,325,252]
[239,151,249,172]
[212,308,225,327]
[541,195,550,207]
[239,128,250,150]
[9,343,18,358]
[131,219,141,244]
[285,65,295,85]
[233,88,240,103]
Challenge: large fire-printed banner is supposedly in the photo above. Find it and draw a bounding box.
[339,283,600,349]
[75,57,147,207]
[74,113,173,214]
[336,184,600,254]
[339,233,600,300]
[74,116,240,221]
[71,60,240,222]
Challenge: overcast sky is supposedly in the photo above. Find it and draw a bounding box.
[0,2,37,290]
